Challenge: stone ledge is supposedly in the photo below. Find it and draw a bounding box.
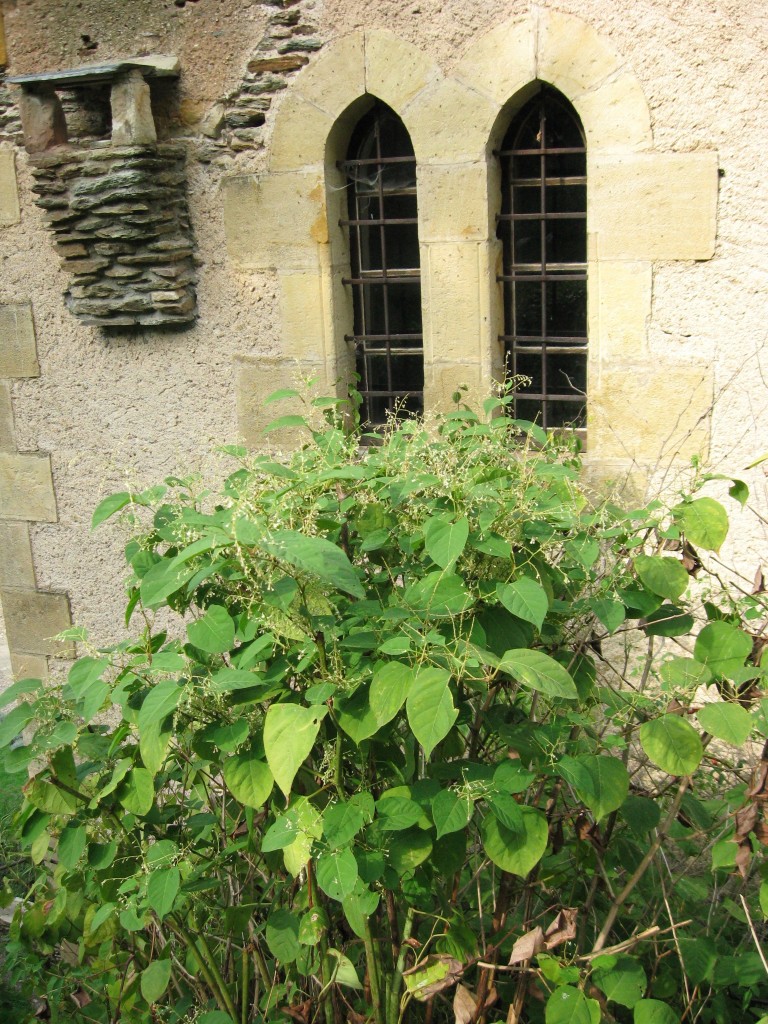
[1,588,74,658]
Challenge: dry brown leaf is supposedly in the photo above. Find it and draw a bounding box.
[752,567,765,595]
[735,839,752,878]
[545,908,578,949]
[280,998,312,1023]
[69,990,92,1010]
[753,821,768,845]
[735,802,758,841]
[746,761,768,801]
[508,926,545,964]
[453,984,478,1024]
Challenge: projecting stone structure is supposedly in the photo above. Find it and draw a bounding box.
[0,0,765,684]
[30,144,196,327]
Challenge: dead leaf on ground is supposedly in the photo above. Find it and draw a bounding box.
[280,998,312,1023]
[454,984,478,1024]
[69,989,92,1010]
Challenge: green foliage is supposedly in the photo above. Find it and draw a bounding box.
[1,388,767,1024]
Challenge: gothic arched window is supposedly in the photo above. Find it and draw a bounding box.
[497,87,587,429]
[341,102,423,427]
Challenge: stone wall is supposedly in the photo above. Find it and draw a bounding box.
[30,143,196,327]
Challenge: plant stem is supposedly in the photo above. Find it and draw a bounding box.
[387,905,414,1024]
[169,918,239,1022]
[241,944,249,1024]
[363,914,385,1024]
[592,776,690,953]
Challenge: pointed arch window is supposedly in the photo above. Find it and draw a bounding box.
[340,101,423,427]
[497,86,587,429]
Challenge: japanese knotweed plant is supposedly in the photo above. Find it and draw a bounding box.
[2,391,768,1024]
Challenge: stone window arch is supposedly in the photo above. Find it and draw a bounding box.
[497,85,587,430]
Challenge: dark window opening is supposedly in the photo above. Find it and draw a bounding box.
[497,86,587,431]
[340,101,423,427]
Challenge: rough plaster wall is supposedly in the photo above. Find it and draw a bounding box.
[0,0,766,653]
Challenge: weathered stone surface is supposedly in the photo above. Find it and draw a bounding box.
[0,521,35,589]
[110,69,157,146]
[17,87,67,152]
[67,256,110,274]
[0,303,39,378]
[1,589,74,658]
[0,381,14,451]
[9,652,49,684]
[247,54,308,73]
[57,242,89,258]
[0,145,20,226]
[0,452,57,521]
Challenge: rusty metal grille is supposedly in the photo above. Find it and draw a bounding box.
[339,102,423,427]
[497,87,587,430]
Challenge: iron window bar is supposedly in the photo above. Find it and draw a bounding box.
[342,102,423,428]
[497,85,588,431]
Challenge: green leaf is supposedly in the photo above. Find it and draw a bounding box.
[406,668,458,759]
[325,948,363,989]
[424,514,469,569]
[198,1014,236,1024]
[678,937,717,985]
[643,605,694,638]
[634,555,689,601]
[545,985,600,1024]
[388,828,433,875]
[323,800,367,848]
[674,497,728,552]
[264,704,328,797]
[697,702,752,746]
[694,621,752,680]
[639,715,703,776]
[481,807,548,877]
[147,867,180,921]
[138,680,185,776]
[498,649,578,700]
[633,999,679,1024]
[316,847,358,901]
[223,751,274,809]
[251,528,364,599]
[0,676,44,710]
[187,605,235,654]
[370,661,415,726]
[335,685,379,745]
[557,755,629,820]
[620,796,661,836]
[377,796,423,831]
[591,598,626,634]
[139,558,198,609]
[298,907,329,946]
[403,572,473,616]
[117,768,155,816]
[58,824,87,870]
[92,491,132,528]
[592,954,647,1008]
[659,657,712,692]
[432,789,473,839]
[265,910,300,963]
[497,578,549,630]
[342,884,380,939]
[0,703,34,747]
[141,960,172,1004]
